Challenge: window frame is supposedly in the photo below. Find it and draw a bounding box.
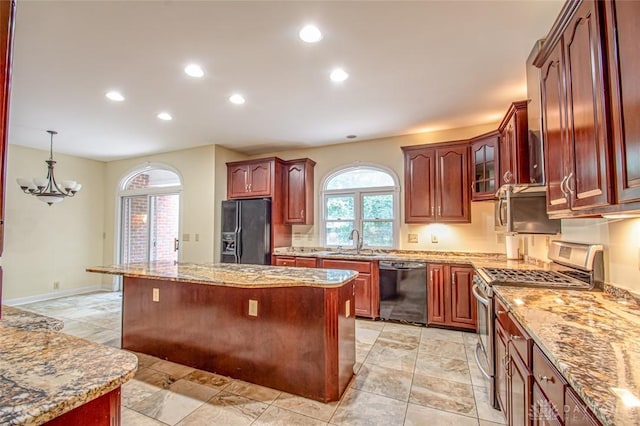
[321,164,400,249]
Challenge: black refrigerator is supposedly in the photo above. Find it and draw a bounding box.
[221,198,271,265]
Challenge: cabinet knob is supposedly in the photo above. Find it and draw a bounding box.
[538,375,554,383]
[300,209,304,217]
[497,310,507,315]
[503,171,513,183]
[566,172,575,194]
[451,272,456,285]
[248,184,252,191]
[431,206,435,216]
[438,206,441,216]
[560,175,569,197]
[510,335,523,340]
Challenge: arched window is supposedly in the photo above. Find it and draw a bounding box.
[321,164,400,249]
[117,163,183,265]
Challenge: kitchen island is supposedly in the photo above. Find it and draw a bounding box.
[88,262,358,402]
[0,306,137,425]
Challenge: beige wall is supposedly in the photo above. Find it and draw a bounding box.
[2,144,105,300]
[102,145,217,272]
[525,218,640,293]
[256,123,504,253]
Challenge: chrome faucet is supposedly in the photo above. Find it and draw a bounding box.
[349,229,363,254]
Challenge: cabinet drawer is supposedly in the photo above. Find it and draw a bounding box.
[295,257,317,268]
[320,259,371,273]
[507,312,531,365]
[532,382,563,425]
[274,256,296,267]
[533,345,566,419]
[565,386,600,425]
[495,297,510,329]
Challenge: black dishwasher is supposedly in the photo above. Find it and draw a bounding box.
[379,261,427,325]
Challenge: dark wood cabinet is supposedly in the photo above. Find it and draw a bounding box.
[541,39,571,214]
[0,0,14,313]
[564,387,600,426]
[403,142,470,223]
[284,158,315,225]
[604,0,640,204]
[470,131,500,201]
[427,263,476,330]
[272,255,317,268]
[319,258,379,319]
[227,159,274,199]
[499,101,530,185]
[532,382,563,426]
[495,321,509,415]
[509,340,532,426]
[44,387,122,426]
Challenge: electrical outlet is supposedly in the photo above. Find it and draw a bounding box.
[53,281,60,290]
[183,233,190,242]
[195,233,200,242]
[496,233,505,244]
[152,288,160,302]
[248,299,258,317]
[408,233,419,243]
[431,234,438,244]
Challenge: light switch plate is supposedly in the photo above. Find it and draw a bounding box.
[431,234,438,244]
[152,288,160,302]
[248,299,258,317]
[408,233,418,243]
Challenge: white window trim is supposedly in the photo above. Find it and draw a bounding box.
[320,163,400,249]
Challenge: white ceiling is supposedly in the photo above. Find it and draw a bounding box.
[9,0,563,162]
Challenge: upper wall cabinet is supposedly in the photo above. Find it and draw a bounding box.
[498,101,530,186]
[604,0,640,204]
[470,130,500,201]
[402,142,470,223]
[227,158,278,199]
[536,0,614,217]
[284,158,315,225]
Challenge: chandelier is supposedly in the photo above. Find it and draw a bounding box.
[16,130,82,205]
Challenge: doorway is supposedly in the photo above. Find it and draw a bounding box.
[117,165,183,274]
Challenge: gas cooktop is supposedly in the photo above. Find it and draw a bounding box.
[479,267,591,290]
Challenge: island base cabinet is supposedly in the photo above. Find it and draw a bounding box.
[43,387,121,426]
[122,277,355,402]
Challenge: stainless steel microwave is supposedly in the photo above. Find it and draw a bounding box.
[495,185,561,234]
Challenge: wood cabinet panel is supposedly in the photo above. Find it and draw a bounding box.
[563,0,611,210]
[605,0,640,203]
[499,101,530,185]
[247,161,272,196]
[284,159,315,225]
[533,345,566,419]
[44,387,121,426]
[495,321,509,415]
[226,159,273,199]
[404,148,435,223]
[295,257,317,268]
[319,258,378,319]
[228,164,250,198]
[565,387,600,426]
[402,142,470,224]
[509,341,531,426]
[437,145,470,222]
[427,264,445,324]
[470,131,500,201]
[450,266,476,327]
[427,263,475,330]
[0,0,15,260]
[532,382,563,426]
[541,40,571,214]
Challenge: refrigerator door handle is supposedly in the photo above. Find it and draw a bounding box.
[235,202,242,263]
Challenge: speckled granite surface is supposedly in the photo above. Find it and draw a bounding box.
[275,247,547,271]
[0,309,137,425]
[87,262,357,288]
[494,286,640,426]
[0,305,64,332]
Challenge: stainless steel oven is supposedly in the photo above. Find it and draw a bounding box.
[472,275,496,407]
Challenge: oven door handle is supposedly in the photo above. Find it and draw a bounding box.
[472,284,489,306]
[474,342,492,380]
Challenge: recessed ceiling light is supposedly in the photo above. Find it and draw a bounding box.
[184,64,204,78]
[299,24,322,43]
[346,135,357,139]
[330,68,349,83]
[157,112,172,121]
[105,91,125,102]
[229,94,245,105]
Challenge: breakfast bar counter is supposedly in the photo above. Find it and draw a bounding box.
[88,262,358,402]
[0,306,137,425]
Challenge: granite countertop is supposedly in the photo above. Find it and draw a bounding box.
[0,308,138,425]
[0,305,64,332]
[494,286,640,426]
[87,261,358,288]
[275,247,547,271]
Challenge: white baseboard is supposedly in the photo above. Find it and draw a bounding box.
[3,285,106,306]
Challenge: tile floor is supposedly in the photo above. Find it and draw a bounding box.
[20,291,506,426]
